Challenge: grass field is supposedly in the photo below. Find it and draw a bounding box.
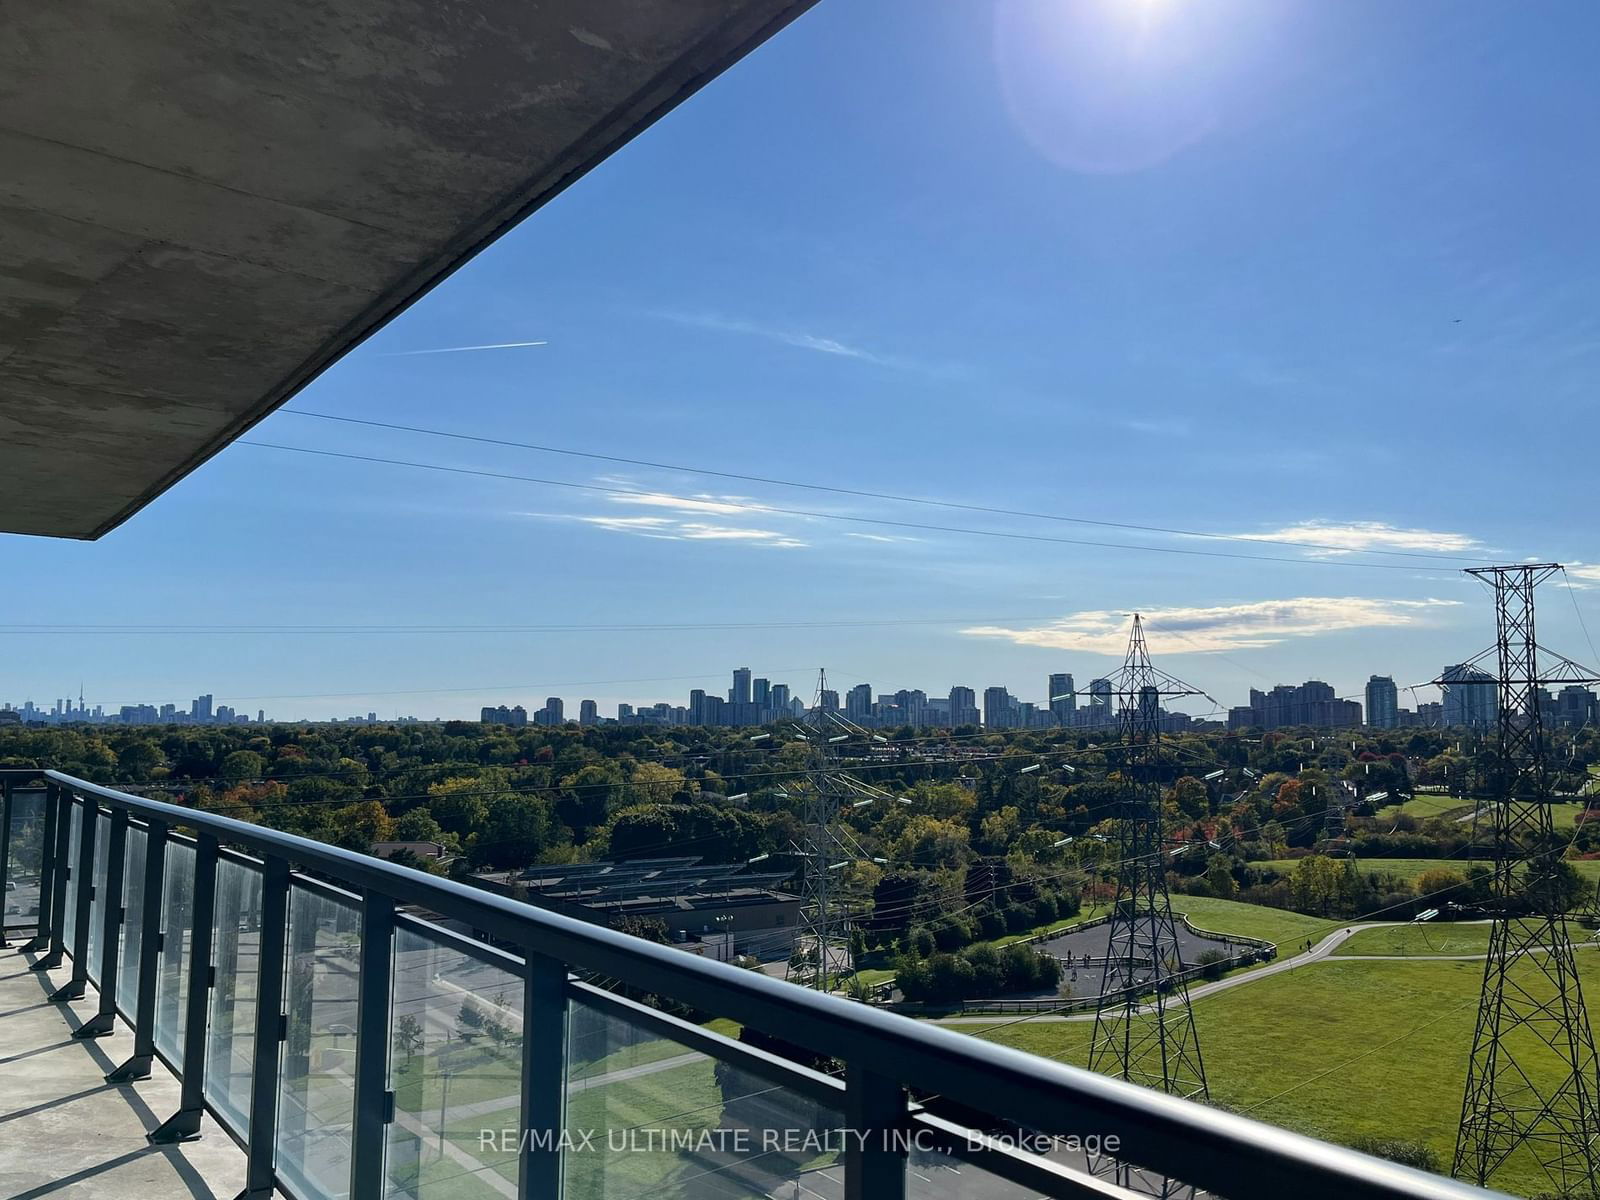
[1376,793,1473,821]
[1166,894,1330,947]
[1331,923,1495,956]
[1258,855,1600,884]
[963,953,1600,1198]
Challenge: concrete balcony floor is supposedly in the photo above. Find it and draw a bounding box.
[0,947,243,1199]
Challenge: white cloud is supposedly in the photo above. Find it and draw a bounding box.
[963,596,1462,654]
[1229,520,1483,557]
[608,491,753,516]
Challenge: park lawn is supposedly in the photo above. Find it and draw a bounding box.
[1331,923,1495,957]
[1259,856,1600,885]
[1165,895,1329,947]
[1377,794,1473,822]
[964,955,1600,1199]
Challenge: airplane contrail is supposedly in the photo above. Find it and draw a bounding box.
[384,340,548,356]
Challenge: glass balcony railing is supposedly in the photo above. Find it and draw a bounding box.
[0,768,1502,1200]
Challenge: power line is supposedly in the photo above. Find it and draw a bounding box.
[237,440,1464,575]
[0,615,1061,635]
[280,409,1488,565]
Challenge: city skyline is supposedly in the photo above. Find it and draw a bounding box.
[10,660,1595,731]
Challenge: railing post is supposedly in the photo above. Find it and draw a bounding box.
[238,856,290,1200]
[20,780,58,954]
[107,820,166,1082]
[150,832,218,1143]
[0,778,13,949]
[518,952,569,1200]
[49,795,97,1001]
[76,807,127,1038]
[31,785,70,968]
[350,891,395,1200]
[843,1065,906,1200]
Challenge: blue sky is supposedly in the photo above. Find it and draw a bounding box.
[8,0,1600,721]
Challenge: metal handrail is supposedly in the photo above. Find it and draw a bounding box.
[0,767,1505,1200]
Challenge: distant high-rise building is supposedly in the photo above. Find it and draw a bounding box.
[617,703,634,721]
[1048,672,1076,724]
[731,667,752,707]
[1089,678,1113,714]
[770,683,791,714]
[192,693,213,722]
[545,696,564,724]
[579,699,598,726]
[1416,701,1444,726]
[1556,685,1596,728]
[1228,680,1361,731]
[752,677,770,709]
[820,688,839,712]
[1440,664,1496,728]
[846,683,873,720]
[948,685,979,726]
[1365,676,1399,728]
[983,686,1017,730]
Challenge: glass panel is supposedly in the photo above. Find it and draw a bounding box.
[206,859,262,1135]
[3,787,46,931]
[386,926,523,1200]
[154,841,197,1065]
[565,997,844,1200]
[278,886,361,1200]
[117,826,148,1016]
[63,801,82,950]
[906,1144,1048,1199]
[87,810,109,984]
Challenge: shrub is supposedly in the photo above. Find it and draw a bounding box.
[1349,1136,1440,1173]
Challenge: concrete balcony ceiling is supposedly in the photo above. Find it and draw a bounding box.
[0,0,813,539]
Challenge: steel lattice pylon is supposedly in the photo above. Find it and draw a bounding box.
[1450,565,1600,1196]
[786,669,853,990]
[1087,615,1210,1103]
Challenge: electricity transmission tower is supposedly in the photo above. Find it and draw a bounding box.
[1087,614,1211,1102]
[786,669,893,990]
[1448,564,1600,1196]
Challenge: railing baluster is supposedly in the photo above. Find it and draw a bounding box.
[31,784,70,969]
[519,952,569,1200]
[150,831,218,1142]
[19,779,57,954]
[844,1064,906,1200]
[0,778,13,949]
[238,856,290,1200]
[75,807,127,1038]
[49,794,96,1001]
[107,819,166,1082]
[350,891,395,1200]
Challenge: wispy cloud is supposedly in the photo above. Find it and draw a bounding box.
[1229,520,1483,557]
[644,310,917,370]
[382,340,548,356]
[607,491,752,517]
[555,488,809,549]
[963,596,1462,655]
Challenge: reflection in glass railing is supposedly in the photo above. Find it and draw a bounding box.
[116,826,146,1016]
[154,840,195,1065]
[206,858,262,1135]
[278,885,360,1200]
[386,925,524,1200]
[565,998,843,1200]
